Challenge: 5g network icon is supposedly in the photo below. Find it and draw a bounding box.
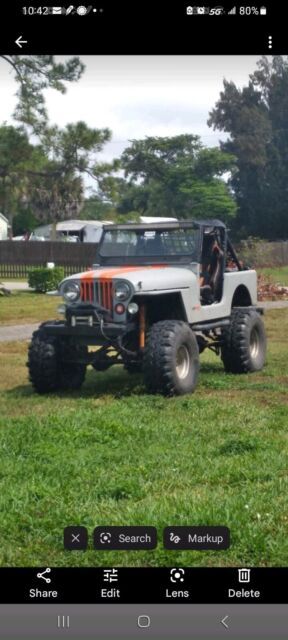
[209,6,224,14]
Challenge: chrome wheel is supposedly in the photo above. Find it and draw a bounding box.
[250,327,260,359]
[176,344,190,379]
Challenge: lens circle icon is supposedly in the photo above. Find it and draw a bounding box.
[100,532,112,544]
[77,6,88,15]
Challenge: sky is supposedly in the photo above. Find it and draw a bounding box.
[0,55,266,187]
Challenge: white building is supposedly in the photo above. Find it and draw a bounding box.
[0,213,9,240]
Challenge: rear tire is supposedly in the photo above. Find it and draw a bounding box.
[221,309,266,374]
[143,320,199,396]
[27,327,86,393]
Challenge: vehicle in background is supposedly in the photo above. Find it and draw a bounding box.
[29,220,113,242]
[139,216,178,223]
[11,218,177,242]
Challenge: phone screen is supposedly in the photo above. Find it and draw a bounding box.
[0,2,287,638]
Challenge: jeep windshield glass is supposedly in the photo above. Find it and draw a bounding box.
[99,228,199,260]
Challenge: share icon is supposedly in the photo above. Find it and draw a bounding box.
[36,568,52,584]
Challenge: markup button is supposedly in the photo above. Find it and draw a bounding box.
[163,526,230,550]
[93,526,158,550]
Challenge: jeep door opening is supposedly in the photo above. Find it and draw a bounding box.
[27,219,267,396]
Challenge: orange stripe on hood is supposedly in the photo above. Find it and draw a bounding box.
[80,264,167,281]
[80,265,168,305]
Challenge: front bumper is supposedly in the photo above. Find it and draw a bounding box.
[66,302,112,323]
[42,320,135,344]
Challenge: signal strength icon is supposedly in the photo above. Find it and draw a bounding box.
[228,6,237,14]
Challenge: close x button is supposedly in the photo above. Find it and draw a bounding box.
[93,526,157,550]
[64,526,89,551]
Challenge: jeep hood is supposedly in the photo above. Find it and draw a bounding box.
[63,265,196,292]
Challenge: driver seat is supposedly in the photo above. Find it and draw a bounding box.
[200,243,224,304]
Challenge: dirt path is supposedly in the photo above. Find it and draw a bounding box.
[0,324,39,343]
[1,281,31,291]
[261,300,288,310]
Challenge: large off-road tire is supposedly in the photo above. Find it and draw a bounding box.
[27,326,86,393]
[143,320,199,396]
[221,308,266,374]
[123,361,142,375]
[58,347,87,390]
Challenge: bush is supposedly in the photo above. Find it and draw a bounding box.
[28,267,65,293]
[237,237,279,268]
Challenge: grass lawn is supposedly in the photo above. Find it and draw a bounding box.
[258,266,288,286]
[0,309,287,568]
[0,291,60,325]
[0,278,26,282]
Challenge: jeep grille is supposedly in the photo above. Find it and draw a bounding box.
[80,279,113,311]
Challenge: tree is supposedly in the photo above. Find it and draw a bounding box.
[0,124,43,224]
[116,135,236,222]
[12,209,37,236]
[79,196,115,221]
[30,122,112,226]
[0,122,112,231]
[0,56,116,232]
[0,55,84,134]
[28,173,84,225]
[208,55,288,239]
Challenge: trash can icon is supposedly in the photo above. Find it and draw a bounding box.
[238,568,251,583]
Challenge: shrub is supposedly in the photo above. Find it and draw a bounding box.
[28,267,65,293]
[237,237,279,268]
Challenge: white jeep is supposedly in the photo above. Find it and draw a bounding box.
[28,219,266,396]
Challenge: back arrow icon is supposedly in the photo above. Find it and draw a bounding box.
[221,615,229,629]
[15,36,28,48]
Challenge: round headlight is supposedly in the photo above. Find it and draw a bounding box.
[114,281,131,301]
[62,281,80,303]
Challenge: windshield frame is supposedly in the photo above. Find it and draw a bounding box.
[97,223,201,266]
